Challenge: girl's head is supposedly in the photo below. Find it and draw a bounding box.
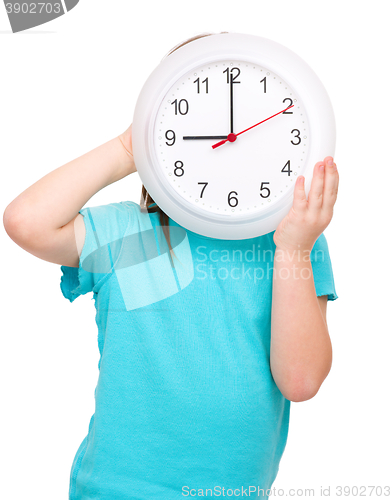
[140,31,229,259]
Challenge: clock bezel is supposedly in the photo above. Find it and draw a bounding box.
[133,33,336,240]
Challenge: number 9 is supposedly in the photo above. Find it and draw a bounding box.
[165,130,176,146]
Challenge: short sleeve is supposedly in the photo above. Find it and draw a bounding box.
[60,202,133,303]
[310,233,338,301]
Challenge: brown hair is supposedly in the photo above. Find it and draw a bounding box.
[140,32,229,265]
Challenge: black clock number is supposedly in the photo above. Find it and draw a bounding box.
[281,160,292,176]
[171,99,189,115]
[260,77,267,93]
[223,67,241,83]
[174,161,184,177]
[290,129,301,146]
[198,182,208,198]
[228,191,239,207]
[165,130,176,146]
[260,182,271,198]
[283,98,294,114]
[194,78,209,93]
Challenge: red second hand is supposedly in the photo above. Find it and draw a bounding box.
[212,104,295,149]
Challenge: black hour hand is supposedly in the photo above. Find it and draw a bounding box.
[183,135,228,140]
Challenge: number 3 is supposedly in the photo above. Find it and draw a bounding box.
[290,129,301,145]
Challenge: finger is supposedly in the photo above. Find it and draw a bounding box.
[308,161,326,215]
[292,174,307,214]
[322,159,339,214]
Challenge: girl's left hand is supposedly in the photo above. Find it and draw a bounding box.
[273,156,339,253]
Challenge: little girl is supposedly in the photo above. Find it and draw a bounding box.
[4,33,339,500]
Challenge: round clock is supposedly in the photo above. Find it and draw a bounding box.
[132,32,336,240]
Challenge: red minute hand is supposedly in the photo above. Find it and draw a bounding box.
[212,104,294,149]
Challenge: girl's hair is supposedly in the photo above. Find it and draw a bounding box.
[140,31,229,264]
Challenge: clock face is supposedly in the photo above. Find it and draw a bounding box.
[152,59,309,218]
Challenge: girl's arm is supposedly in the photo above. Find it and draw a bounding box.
[3,124,136,268]
[270,156,339,403]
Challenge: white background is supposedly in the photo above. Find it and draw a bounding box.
[1,1,391,498]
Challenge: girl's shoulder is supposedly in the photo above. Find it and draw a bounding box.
[78,201,138,246]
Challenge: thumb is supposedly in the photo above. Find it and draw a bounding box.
[292,175,307,213]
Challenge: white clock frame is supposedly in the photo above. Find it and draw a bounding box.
[132,33,336,240]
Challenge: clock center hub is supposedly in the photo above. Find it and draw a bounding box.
[227,133,237,143]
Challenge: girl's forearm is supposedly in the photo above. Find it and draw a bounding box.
[4,136,136,234]
[270,248,332,402]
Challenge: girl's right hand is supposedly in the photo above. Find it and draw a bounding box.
[118,123,136,172]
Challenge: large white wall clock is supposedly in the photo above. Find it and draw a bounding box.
[132,32,336,240]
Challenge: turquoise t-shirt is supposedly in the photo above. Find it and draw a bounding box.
[60,200,338,500]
